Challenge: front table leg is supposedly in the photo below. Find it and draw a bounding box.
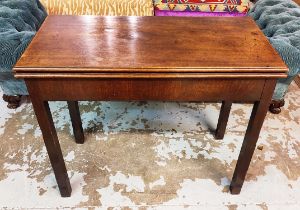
[31,99,72,197]
[230,80,276,194]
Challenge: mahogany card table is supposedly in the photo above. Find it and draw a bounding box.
[14,16,287,197]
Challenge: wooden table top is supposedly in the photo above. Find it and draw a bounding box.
[14,16,288,78]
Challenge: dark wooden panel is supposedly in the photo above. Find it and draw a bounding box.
[15,16,287,75]
[25,78,266,101]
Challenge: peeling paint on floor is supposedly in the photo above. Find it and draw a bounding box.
[0,83,299,209]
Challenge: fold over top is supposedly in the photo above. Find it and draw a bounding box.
[14,16,288,78]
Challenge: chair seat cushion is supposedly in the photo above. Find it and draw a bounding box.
[154,0,250,14]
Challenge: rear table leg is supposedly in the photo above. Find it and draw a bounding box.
[215,101,232,139]
[67,101,84,144]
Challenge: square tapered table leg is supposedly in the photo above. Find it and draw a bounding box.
[230,80,276,194]
[67,101,84,144]
[30,97,72,197]
[215,101,232,139]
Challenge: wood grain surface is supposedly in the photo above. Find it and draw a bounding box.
[14,16,288,77]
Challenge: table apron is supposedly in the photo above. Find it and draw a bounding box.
[25,78,271,102]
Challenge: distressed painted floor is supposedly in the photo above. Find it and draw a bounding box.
[0,83,299,210]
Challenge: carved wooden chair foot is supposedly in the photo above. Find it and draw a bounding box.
[269,99,285,114]
[2,94,22,109]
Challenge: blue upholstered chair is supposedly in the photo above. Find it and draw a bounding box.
[248,0,300,113]
[0,0,47,108]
